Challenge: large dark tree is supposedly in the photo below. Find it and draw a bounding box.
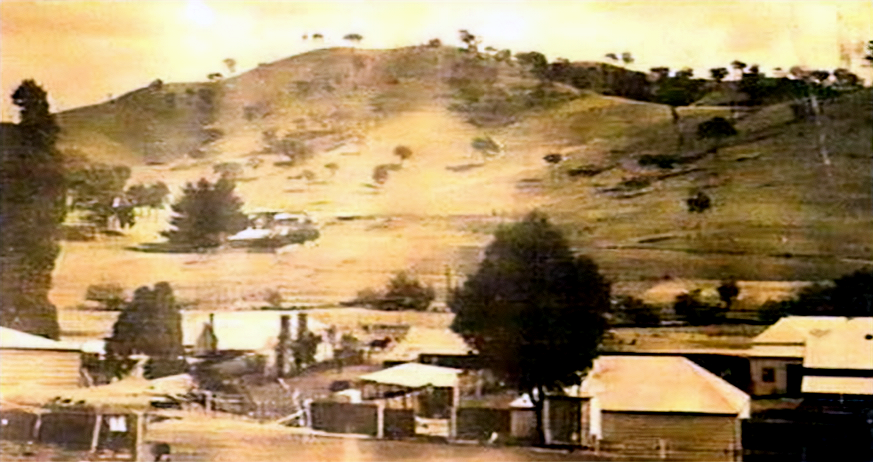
[108,282,183,358]
[0,80,65,338]
[66,163,132,229]
[162,177,247,249]
[449,211,609,444]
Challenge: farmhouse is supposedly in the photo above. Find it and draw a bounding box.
[748,316,870,397]
[0,327,83,396]
[581,355,749,461]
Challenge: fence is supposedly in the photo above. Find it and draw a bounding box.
[310,402,378,436]
[455,408,510,441]
[0,408,143,457]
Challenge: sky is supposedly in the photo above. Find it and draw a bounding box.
[1,0,871,120]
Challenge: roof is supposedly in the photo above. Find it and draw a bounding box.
[380,327,472,362]
[182,311,327,352]
[802,317,873,371]
[753,316,850,346]
[358,363,462,389]
[228,228,272,241]
[580,356,750,417]
[802,377,873,395]
[0,327,81,351]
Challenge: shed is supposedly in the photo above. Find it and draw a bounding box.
[0,327,83,396]
[581,356,749,461]
[358,363,463,420]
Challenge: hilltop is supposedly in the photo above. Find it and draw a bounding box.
[44,45,872,311]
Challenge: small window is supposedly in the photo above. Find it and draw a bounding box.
[762,367,776,383]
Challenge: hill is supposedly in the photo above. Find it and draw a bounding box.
[43,46,872,313]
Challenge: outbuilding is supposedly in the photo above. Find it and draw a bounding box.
[581,355,749,461]
[0,326,83,396]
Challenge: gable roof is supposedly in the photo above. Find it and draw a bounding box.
[581,356,749,417]
[0,326,80,351]
[803,317,873,371]
[359,363,462,389]
[380,327,472,362]
[753,316,851,345]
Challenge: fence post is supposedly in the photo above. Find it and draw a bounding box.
[89,413,103,453]
[376,401,385,439]
[134,412,144,462]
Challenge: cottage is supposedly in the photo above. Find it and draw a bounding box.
[581,356,749,461]
[379,326,474,367]
[0,327,83,396]
[749,316,866,396]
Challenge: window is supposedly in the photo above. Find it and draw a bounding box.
[762,367,776,383]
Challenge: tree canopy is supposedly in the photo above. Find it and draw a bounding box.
[162,177,247,249]
[108,282,183,358]
[449,211,609,443]
[1,80,65,338]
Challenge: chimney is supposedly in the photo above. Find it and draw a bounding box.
[297,312,308,339]
[277,315,291,378]
[209,313,215,328]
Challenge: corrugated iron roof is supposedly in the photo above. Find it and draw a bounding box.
[380,327,472,362]
[802,376,873,395]
[803,317,873,371]
[0,326,81,351]
[358,363,462,389]
[753,316,852,345]
[581,356,749,416]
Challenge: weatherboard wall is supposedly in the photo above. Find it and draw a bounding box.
[0,349,82,393]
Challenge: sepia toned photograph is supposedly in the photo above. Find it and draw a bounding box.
[1,1,871,460]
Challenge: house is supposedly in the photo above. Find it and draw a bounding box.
[749,316,842,396]
[581,356,749,461]
[183,311,332,375]
[0,327,83,396]
[379,326,475,368]
[800,317,873,399]
[749,316,865,396]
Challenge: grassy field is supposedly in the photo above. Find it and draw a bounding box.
[47,47,872,344]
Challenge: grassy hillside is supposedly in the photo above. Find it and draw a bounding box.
[45,46,872,317]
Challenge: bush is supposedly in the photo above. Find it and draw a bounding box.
[85,283,126,311]
[354,272,436,311]
[673,289,725,325]
[612,296,661,326]
[638,154,680,169]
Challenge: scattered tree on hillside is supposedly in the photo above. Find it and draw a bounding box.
[833,68,860,87]
[66,164,134,229]
[85,283,126,311]
[459,30,480,54]
[207,72,223,82]
[355,271,436,311]
[162,177,248,249]
[611,295,661,326]
[686,190,712,214]
[543,153,562,165]
[730,60,747,77]
[372,164,390,185]
[343,33,363,45]
[312,33,323,41]
[213,162,244,180]
[107,282,183,358]
[471,136,502,161]
[621,52,634,66]
[324,162,339,177]
[709,67,729,83]
[866,40,873,64]
[650,67,670,82]
[1,80,66,338]
[696,116,738,154]
[427,38,442,48]
[393,145,413,165]
[717,279,740,310]
[449,212,610,444]
[763,267,873,318]
[673,289,724,325]
[516,51,549,80]
[605,53,619,62]
[223,58,237,75]
[125,182,169,210]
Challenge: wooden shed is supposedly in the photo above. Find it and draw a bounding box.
[0,327,83,396]
[581,356,749,461]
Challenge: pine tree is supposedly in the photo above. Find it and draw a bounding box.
[0,80,65,338]
[162,177,247,249]
[108,282,183,358]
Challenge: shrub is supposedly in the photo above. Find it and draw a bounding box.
[354,272,436,311]
[85,283,126,311]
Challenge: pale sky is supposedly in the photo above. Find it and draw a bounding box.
[1,0,871,120]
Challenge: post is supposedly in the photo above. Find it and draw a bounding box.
[659,438,667,459]
[133,412,144,462]
[542,398,552,445]
[89,413,103,453]
[449,384,460,440]
[376,401,385,439]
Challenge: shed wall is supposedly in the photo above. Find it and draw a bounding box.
[0,350,81,392]
[601,412,740,461]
